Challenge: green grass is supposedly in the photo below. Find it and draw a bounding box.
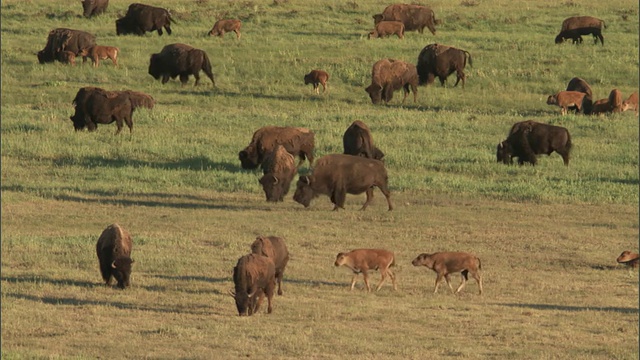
[2,0,639,359]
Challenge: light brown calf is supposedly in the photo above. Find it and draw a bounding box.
[547,91,586,115]
[617,251,639,269]
[608,89,623,113]
[590,98,611,115]
[368,20,405,39]
[334,249,397,292]
[412,252,483,295]
[209,19,242,39]
[304,69,330,94]
[56,51,76,66]
[621,91,638,116]
[79,45,119,67]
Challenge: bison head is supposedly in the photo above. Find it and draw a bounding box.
[70,113,86,131]
[546,95,558,105]
[365,84,383,104]
[115,18,127,36]
[372,147,385,161]
[259,174,285,202]
[293,175,316,208]
[111,256,134,289]
[554,34,565,44]
[148,54,162,80]
[238,149,260,169]
[303,73,313,85]
[231,267,261,316]
[496,141,513,165]
[372,14,384,24]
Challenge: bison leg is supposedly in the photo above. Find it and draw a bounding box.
[559,151,570,166]
[349,273,359,291]
[401,86,409,104]
[360,188,374,211]
[375,269,388,291]
[180,74,191,86]
[332,189,346,210]
[596,33,604,45]
[321,82,327,94]
[156,27,164,36]
[161,75,170,84]
[454,69,466,88]
[444,274,455,294]
[125,114,133,134]
[362,270,371,292]
[471,270,483,295]
[276,272,284,296]
[378,184,393,211]
[114,117,123,135]
[266,281,275,314]
[434,273,444,293]
[439,76,446,87]
[455,271,468,294]
[313,84,319,94]
[235,29,241,39]
[164,24,172,35]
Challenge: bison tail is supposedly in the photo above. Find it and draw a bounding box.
[465,51,473,68]
[565,132,572,153]
[201,52,216,87]
[167,12,177,24]
[477,257,482,270]
[601,20,607,29]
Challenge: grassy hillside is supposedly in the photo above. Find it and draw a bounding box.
[1,0,638,359]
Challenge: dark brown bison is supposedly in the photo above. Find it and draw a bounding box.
[37,28,96,64]
[304,70,330,94]
[239,126,315,170]
[365,59,418,105]
[230,254,276,316]
[496,120,572,166]
[556,16,606,45]
[251,236,290,296]
[259,145,297,202]
[82,0,109,18]
[208,19,242,39]
[343,120,384,160]
[116,3,175,36]
[148,43,215,86]
[416,43,473,88]
[293,154,393,211]
[374,4,438,35]
[96,223,134,289]
[566,77,593,98]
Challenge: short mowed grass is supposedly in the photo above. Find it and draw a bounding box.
[1,0,639,359]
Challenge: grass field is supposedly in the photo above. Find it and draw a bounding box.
[1,0,639,359]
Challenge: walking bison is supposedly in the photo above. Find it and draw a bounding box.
[148,43,215,86]
[365,59,418,104]
[416,43,473,88]
[116,3,175,36]
[373,4,438,35]
[96,223,134,289]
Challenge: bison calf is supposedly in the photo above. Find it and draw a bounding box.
[304,70,329,94]
[368,20,405,39]
[412,252,482,295]
[547,91,586,115]
[79,45,119,67]
[621,91,638,116]
[334,249,397,292]
[96,223,134,289]
[251,236,290,295]
[209,19,241,39]
[56,51,77,66]
[617,251,639,269]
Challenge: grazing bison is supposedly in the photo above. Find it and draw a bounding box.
[556,16,606,45]
[335,249,397,292]
[365,58,418,104]
[368,21,405,39]
[82,0,109,18]
[585,98,611,115]
[621,91,639,116]
[96,223,134,289]
[416,43,473,88]
[374,4,438,35]
[342,120,385,160]
[617,251,639,269]
[412,252,483,295]
[496,120,572,166]
[251,236,290,295]
[546,91,586,115]
[230,254,276,316]
[608,89,623,113]
[116,3,175,36]
[293,154,393,211]
[37,28,96,64]
[239,126,315,170]
[304,70,330,94]
[259,145,297,202]
[208,19,242,39]
[79,45,119,67]
[148,43,215,86]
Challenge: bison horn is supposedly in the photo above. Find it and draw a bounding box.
[227,288,236,297]
[247,289,258,298]
[273,176,279,185]
[111,261,116,269]
[301,176,311,185]
[499,142,503,149]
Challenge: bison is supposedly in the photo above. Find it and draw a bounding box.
[259,145,297,202]
[497,120,572,166]
[251,236,290,295]
[621,91,639,116]
[230,253,276,316]
[293,154,393,211]
[96,223,134,289]
[365,58,418,105]
[56,51,77,66]
[208,19,242,39]
[546,91,586,115]
[412,252,483,295]
[566,77,593,98]
[416,43,473,88]
[608,89,623,113]
[82,0,109,18]
[585,98,612,115]
[304,70,330,94]
[116,3,175,36]
[78,45,119,67]
[555,27,604,46]
[342,120,385,160]
[368,21,405,39]
[617,251,639,269]
[239,126,315,170]
[374,4,438,35]
[148,43,215,87]
[335,249,397,292]
[37,28,96,64]
[556,16,606,45]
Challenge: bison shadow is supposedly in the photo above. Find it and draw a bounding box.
[496,302,639,314]
[149,274,229,283]
[1,275,97,289]
[53,156,240,173]
[52,194,256,211]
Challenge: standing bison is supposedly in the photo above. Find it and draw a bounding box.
[230,253,276,316]
[96,223,134,289]
[251,236,290,296]
[373,4,438,35]
[343,120,385,160]
[293,154,393,211]
[496,120,572,166]
[239,126,315,170]
[556,16,606,45]
[365,59,418,105]
[116,3,175,36]
[82,0,109,18]
[148,43,215,86]
[259,145,297,202]
[416,43,473,88]
[37,28,96,64]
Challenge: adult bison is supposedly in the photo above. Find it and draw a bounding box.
[293,154,393,211]
[365,58,418,105]
[251,236,290,296]
[148,43,215,86]
[259,145,297,202]
[416,43,473,88]
[496,120,572,166]
[116,3,175,36]
[81,0,109,18]
[566,77,593,98]
[343,120,385,160]
[96,223,134,289]
[239,126,315,170]
[37,28,96,64]
[556,16,606,45]
[373,4,438,35]
[230,253,276,316]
